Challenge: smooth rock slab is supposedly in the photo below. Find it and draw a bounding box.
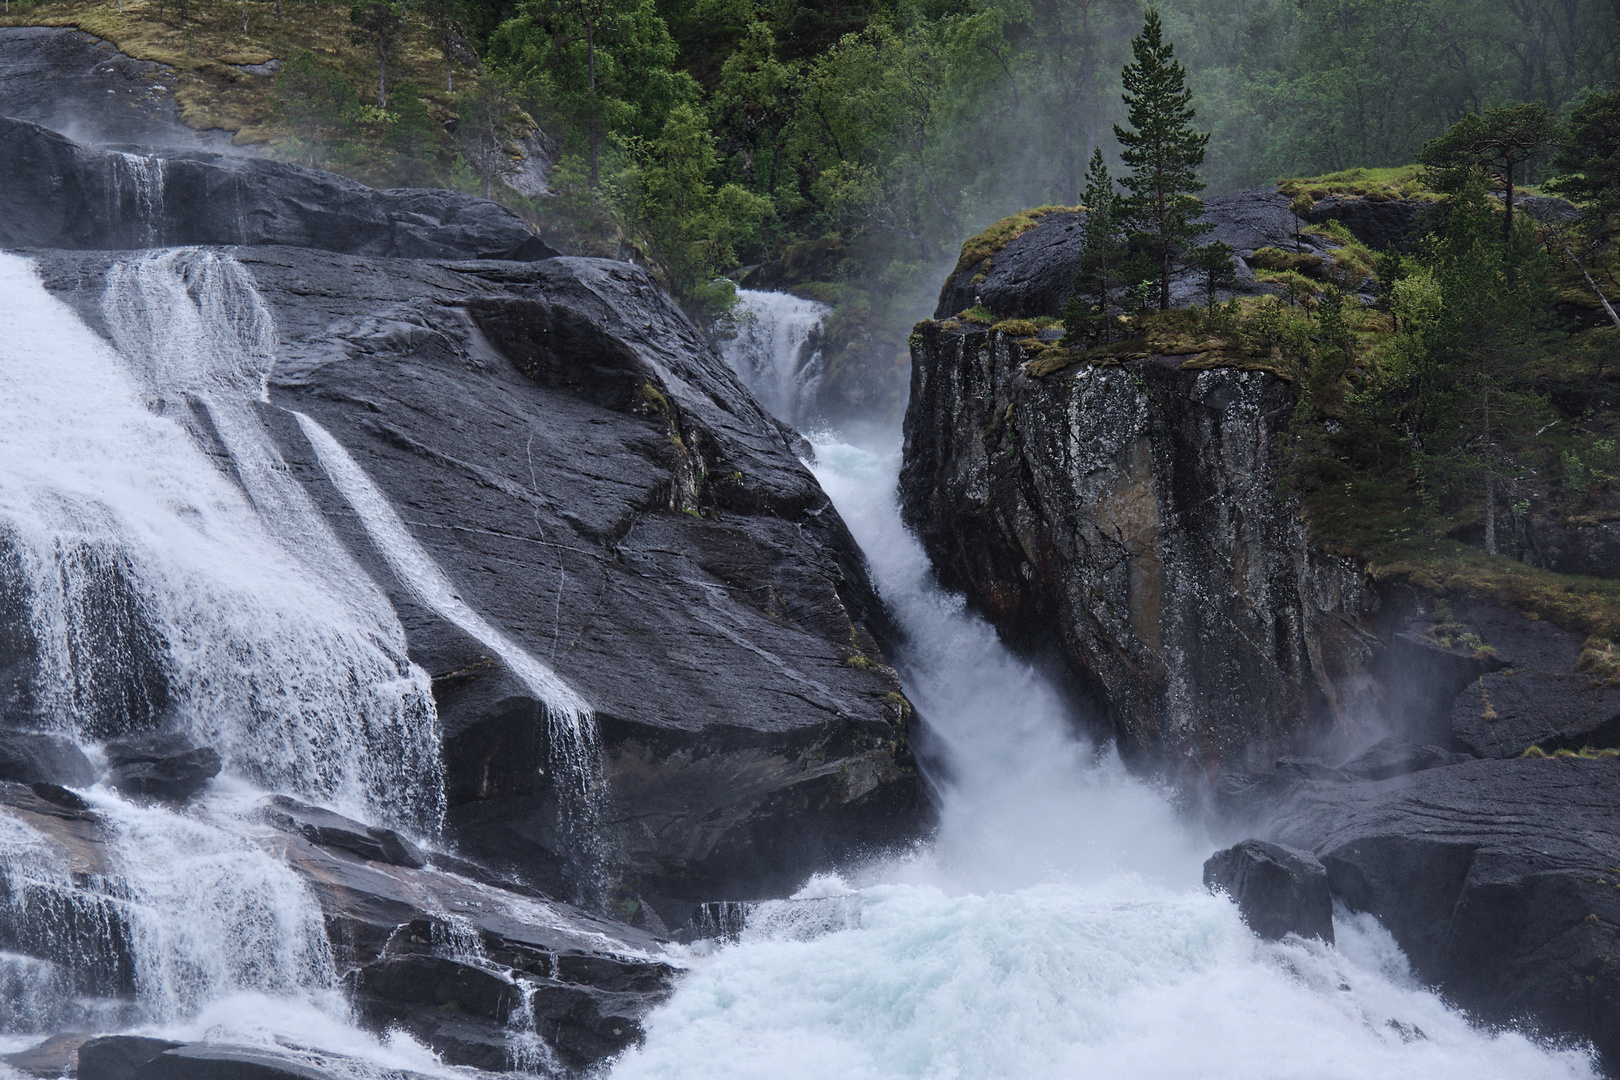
[1203,839,1334,942]
[78,1036,183,1080]
[262,795,425,869]
[0,732,96,787]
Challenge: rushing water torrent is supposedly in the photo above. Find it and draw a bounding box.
[601,305,1608,1079]
[0,247,1602,1078]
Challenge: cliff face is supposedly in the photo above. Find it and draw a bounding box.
[901,323,1376,771]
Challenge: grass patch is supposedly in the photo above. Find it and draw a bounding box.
[953,205,1077,274]
[1579,637,1620,686]
[1277,164,1440,212]
[957,305,995,325]
[1520,745,1620,759]
[0,0,478,145]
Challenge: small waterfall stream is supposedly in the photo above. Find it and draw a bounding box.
[721,290,832,428]
[0,248,584,1074]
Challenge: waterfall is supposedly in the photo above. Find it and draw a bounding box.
[721,290,831,427]
[0,247,447,832]
[109,152,165,248]
[607,298,1600,1080]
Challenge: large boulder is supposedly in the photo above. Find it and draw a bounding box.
[104,731,221,802]
[0,117,557,260]
[1241,756,1620,1072]
[1204,839,1334,942]
[35,246,927,918]
[0,731,96,787]
[932,188,1361,320]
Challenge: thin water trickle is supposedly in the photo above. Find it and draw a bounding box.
[607,297,1601,1080]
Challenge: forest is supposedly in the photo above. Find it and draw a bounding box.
[15,0,1602,320]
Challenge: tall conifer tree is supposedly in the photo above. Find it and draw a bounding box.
[1114,8,1209,311]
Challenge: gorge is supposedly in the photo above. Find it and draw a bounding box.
[0,25,1616,1080]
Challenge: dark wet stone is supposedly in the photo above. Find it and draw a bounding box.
[0,732,96,787]
[78,1036,184,1080]
[104,734,221,802]
[1204,839,1334,942]
[262,795,425,869]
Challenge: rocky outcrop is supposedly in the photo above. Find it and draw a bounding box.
[932,187,1403,320]
[1203,839,1334,942]
[33,241,925,919]
[901,322,1377,771]
[0,116,557,260]
[1220,756,1620,1069]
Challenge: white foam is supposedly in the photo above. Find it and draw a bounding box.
[294,410,602,808]
[0,250,442,831]
[720,290,831,426]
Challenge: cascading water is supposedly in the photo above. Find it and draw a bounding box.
[609,296,1601,1080]
[721,290,832,427]
[0,248,480,1069]
[293,412,602,813]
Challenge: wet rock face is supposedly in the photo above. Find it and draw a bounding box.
[900,322,1376,771]
[35,245,926,913]
[1228,756,1620,1072]
[0,733,96,788]
[104,732,221,802]
[1203,839,1334,942]
[0,116,557,260]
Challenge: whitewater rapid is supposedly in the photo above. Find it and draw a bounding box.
[604,299,1613,1080]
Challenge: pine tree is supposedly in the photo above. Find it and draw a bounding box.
[1114,8,1209,311]
[350,0,404,108]
[1064,148,1126,345]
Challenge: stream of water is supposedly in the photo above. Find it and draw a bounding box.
[601,291,1608,1080]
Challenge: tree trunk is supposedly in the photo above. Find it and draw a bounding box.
[586,23,599,187]
[1502,159,1515,244]
[377,43,387,107]
[1483,388,1497,556]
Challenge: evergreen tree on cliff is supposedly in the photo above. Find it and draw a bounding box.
[1114,8,1209,311]
[1064,148,1127,345]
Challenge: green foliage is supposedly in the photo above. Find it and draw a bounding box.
[456,75,524,199]
[1064,149,1127,346]
[487,0,698,185]
[1549,90,1620,252]
[273,51,360,168]
[1114,8,1210,311]
[626,102,771,315]
[1188,239,1238,309]
[1418,102,1554,238]
[349,0,404,106]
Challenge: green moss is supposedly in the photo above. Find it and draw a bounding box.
[1520,745,1620,759]
[957,305,995,326]
[953,205,1077,274]
[1250,247,1326,275]
[1277,165,1440,212]
[991,318,1041,337]
[0,0,479,145]
[640,381,670,415]
[1579,638,1620,686]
